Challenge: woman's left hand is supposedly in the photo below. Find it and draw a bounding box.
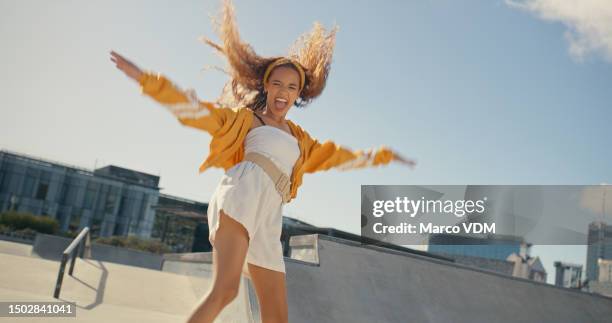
[110,50,144,82]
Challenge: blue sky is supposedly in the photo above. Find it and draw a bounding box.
[1,0,611,283]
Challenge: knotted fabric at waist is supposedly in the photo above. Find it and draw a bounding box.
[243,152,291,204]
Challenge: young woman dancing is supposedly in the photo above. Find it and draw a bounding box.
[111,1,415,322]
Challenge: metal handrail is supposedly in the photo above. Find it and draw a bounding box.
[53,227,91,298]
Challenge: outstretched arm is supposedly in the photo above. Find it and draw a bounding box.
[301,132,416,174]
[110,50,227,135]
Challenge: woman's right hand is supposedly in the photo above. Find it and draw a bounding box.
[110,50,144,82]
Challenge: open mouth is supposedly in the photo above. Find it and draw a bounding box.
[274,97,288,109]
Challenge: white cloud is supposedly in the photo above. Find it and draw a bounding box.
[506,0,612,62]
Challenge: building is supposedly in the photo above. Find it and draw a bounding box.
[586,221,612,282]
[434,253,515,276]
[434,249,547,282]
[152,193,209,253]
[506,252,547,282]
[598,259,612,283]
[0,150,159,238]
[554,262,583,289]
[428,233,546,282]
[589,259,612,297]
[428,233,525,261]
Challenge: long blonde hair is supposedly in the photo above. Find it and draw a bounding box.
[201,0,338,110]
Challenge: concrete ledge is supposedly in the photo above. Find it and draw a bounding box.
[0,232,35,245]
[32,233,163,270]
[163,252,213,264]
[289,234,320,264]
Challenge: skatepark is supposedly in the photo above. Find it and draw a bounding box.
[1,233,612,323]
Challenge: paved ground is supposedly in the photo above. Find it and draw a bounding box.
[0,239,33,257]
[0,241,252,323]
[3,236,612,323]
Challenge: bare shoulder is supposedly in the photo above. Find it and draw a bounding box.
[249,110,265,130]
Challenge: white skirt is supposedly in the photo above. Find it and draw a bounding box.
[207,160,285,279]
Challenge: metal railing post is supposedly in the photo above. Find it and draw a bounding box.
[54,253,68,299]
[84,232,91,258]
[68,247,77,276]
[53,227,90,299]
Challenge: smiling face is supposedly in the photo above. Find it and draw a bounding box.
[263,65,302,119]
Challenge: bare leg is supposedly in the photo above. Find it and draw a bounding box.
[187,210,250,323]
[248,263,289,323]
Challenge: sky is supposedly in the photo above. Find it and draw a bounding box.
[1,0,611,283]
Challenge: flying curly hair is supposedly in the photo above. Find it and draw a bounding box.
[201,0,338,111]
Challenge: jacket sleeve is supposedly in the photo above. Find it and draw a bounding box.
[301,131,402,174]
[138,72,230,135]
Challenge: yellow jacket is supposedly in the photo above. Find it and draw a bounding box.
[139,72,401,203]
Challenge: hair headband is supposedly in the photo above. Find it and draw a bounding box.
[263,58,306,92]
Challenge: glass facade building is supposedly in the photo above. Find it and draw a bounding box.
[586,221,612,281]
[0,150,160,238]
[428,233,524,261]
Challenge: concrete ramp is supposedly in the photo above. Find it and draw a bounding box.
[0,242,253,323]
[3,236,612,323]
[285,235,612,323]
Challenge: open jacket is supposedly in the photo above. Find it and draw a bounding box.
[138,72,401,203]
